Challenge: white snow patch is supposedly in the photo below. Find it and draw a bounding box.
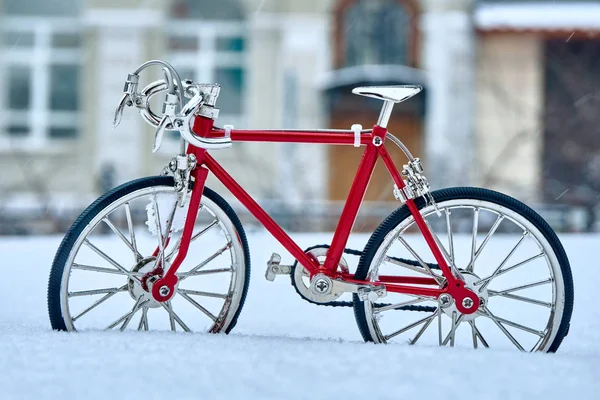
[145,193,187,236]
[475,3,600,30]
[0,232,599,399]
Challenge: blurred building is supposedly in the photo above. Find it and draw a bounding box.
[1,0,599,232]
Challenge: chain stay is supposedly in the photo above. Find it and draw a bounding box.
[291,244,438,312]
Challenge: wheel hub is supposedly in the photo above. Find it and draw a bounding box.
[128,257,177,308]
[440,271,488,321]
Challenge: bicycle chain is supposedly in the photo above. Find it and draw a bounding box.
[290,244,439,312]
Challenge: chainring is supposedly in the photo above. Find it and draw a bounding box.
[290,245,349,304]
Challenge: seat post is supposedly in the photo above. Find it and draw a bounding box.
[377,100,395,129]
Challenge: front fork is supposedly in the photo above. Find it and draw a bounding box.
[151,146,209,302]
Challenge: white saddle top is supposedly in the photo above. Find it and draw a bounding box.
[352,85,422,103]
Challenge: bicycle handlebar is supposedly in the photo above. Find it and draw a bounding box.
[113,59,232,153]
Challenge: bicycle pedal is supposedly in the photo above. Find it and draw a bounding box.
[265,253,292,281]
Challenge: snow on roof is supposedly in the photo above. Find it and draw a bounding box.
[475,2,600,31]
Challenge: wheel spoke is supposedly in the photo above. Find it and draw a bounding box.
[71,263,137,276]
[177,288,228,299]
[477,231,528,291]
[165,300,176,332]
[487,313,544,337]
[83,239,141,284]
[137,307,148,331]
[120,298,146,331]
[475,252,545,287]
[442,312,464,346]
[396,236,444,286]
[102,216,143,262]
[468,320,489,348]
[71,284,128,322]
[125,202,141,262]
[178,242,233,281]
[178,291,218,322]
[466,214,504,271]
[438,305,443,346]
[374,297,431,313]
[105,298,149,330]
[445,209,454,265]
[384,256,442,279]
[179,267,233,277]
[166,219,219,261]
[470,319,478,349]
[409,308,439,345]
[190,219,219,242]
[493,278,553,295]
[159,301,191,332]
[482,306,525,351]
[468,208,479,272]
[152,195,167,270]
[384,312,437,341]
[488,291,552,308]
[68,287,127,297]
[425,220,456,274]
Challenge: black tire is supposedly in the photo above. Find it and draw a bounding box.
[48,176,251,333]
[352,187,574,352]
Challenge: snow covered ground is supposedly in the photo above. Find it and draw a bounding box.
[0,231,599,400]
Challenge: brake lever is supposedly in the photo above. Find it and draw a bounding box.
[113,93,131,128]
[152,115,172,153]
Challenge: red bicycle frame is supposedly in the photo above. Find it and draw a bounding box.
[153,115,477,310]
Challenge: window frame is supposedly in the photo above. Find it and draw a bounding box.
[333,0,420,69]
[0,16,82,151]
[167,20,248,134]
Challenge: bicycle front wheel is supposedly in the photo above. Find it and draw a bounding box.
[48,176,250,333]
[353,187,573,352]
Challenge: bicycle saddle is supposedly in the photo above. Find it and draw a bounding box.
[352,85,422,103]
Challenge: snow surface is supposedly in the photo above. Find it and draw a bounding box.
[1,231,599,400]
[475,3,600,30]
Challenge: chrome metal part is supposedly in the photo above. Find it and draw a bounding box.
[462,297,474,309]
[59,185,246,333]
[356,284,387,302]
[291,247,348,303]
[438,293,453,308]
[376,100,394,128]
[159,286,170,297]
[311,274,332,296]
[385,132,415,162]
[373,136,383,146]
[441,272,486,322]
[393,158,439,214]
[361,198,564,351]
[113,60,232,151]
[265,253,293,281]
[163,153,197,206]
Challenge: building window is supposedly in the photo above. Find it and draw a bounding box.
[168,0,246,130]
[0,2,82,148]
[334,0,419,68]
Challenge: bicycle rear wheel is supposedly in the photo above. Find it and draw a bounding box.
[48,176,250,333]
[353,187,573,352]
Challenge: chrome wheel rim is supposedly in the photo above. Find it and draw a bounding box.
[362,199,564,351]
[59,185,246,333]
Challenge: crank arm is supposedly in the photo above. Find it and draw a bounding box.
[311,273,387,301]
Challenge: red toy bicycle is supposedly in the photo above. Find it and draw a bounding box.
[47,60,573,352]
